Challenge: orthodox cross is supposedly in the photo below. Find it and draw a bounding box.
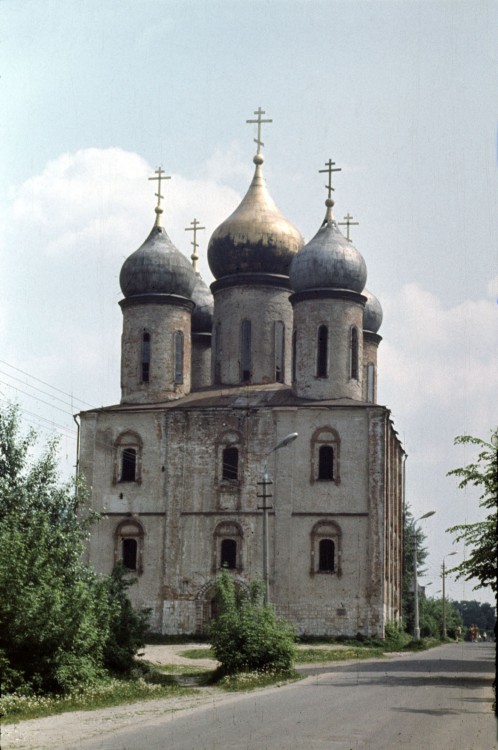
[319,159,341,202]
[148,166,171,210]
[246,107,273,156]
[185,218,205,273]
[338,213,359,242]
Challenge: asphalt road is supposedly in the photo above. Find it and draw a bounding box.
[76,642,496,750]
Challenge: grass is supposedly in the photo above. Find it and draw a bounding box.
[295,646,386,663]
[1,634,444,723]
[179,648,215,660]
[0,673,196,724]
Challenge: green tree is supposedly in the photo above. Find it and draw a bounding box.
[210,571,296,675]
[453,600,496,635]
[447,433,498,592]
[418,597,463,639]
[0,404,147,695]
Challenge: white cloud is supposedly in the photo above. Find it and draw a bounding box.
[380,282,498,428]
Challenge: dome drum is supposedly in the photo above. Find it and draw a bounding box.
[119,294,194,312]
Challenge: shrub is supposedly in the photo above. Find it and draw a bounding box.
[210,571,296,675]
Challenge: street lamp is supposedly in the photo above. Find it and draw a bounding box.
[441,551,457,639]
[413,510,436,642]
[258,432,298,605]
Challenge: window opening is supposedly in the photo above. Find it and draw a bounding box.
[122,538,138,570]
[141,332,150,383]
[317,325,328,377]
[222,447,239,481]
[319,539,335,572]
[241,320,252,383]
[214,321,222,384]
[275,320,285,383]
[221,539,237,569]
[367,362,375,403]
[121,448,137,481]
[318,445,334,480]
[350,327,359,380]
[174,331,184,384]
[292,329,297,382]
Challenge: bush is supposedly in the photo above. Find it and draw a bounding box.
[210,571,296,675]
[104,565,150,674]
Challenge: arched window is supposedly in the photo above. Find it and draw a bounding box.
[311,521,342,576]
[214,521,243,572]
[310,427,341,485]
[114,519,144,575]
[221,539,237,569]
[214,321,222,384]
[222,447,239,481]
[216,430,242,490]
[366,362,375,403]
[316,325,328,378]
[121,448,137,482]
[113,431,143,485]
[241,320,252,383]
[174,331,184,384]
[275,320,285,383]
[292,329,297,383]
[122,538,138,570]
[319,539,335,572]
[141,332,151,383]
[318,445,334,480]
[350,326,359,380]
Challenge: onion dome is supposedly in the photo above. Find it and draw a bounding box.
[191,272,214,333]
[290,195,367,294]
[207,153,303,279]
[120,206,196,299]
[363,289,383,333]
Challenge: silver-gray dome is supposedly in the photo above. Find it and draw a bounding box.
[363,288,383,333]
[120,224,196,299]
[191,273,214,333]
[289,218,367,293]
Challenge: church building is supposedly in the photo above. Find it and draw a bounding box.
[78,110,405,638]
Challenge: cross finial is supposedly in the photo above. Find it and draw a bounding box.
[185,218,205,273]
[148,166,171,225]
[319,159,342,202]
[338,213,359,242]
[246,107,273,159]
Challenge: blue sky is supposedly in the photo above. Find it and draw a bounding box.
[1,0,497,604]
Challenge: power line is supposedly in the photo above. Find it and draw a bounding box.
[0,380,75,417]
[0,359,95,408]
[0,369,78,410]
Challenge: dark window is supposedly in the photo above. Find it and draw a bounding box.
[141,332,150,383]
[350,327,359,380]
[275,321,285,383]
[121,448,137,481]
[214,322,221,384]
[292,329,297,382]
[221,539,237,569]
[122,538,138,570]
[318,445,334,480]
[241,320,251,382]
[317,325,328,377]
[319,539,335,572]
[367,362,375,403]
[174,331,184,384]
[222,447,239,481]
